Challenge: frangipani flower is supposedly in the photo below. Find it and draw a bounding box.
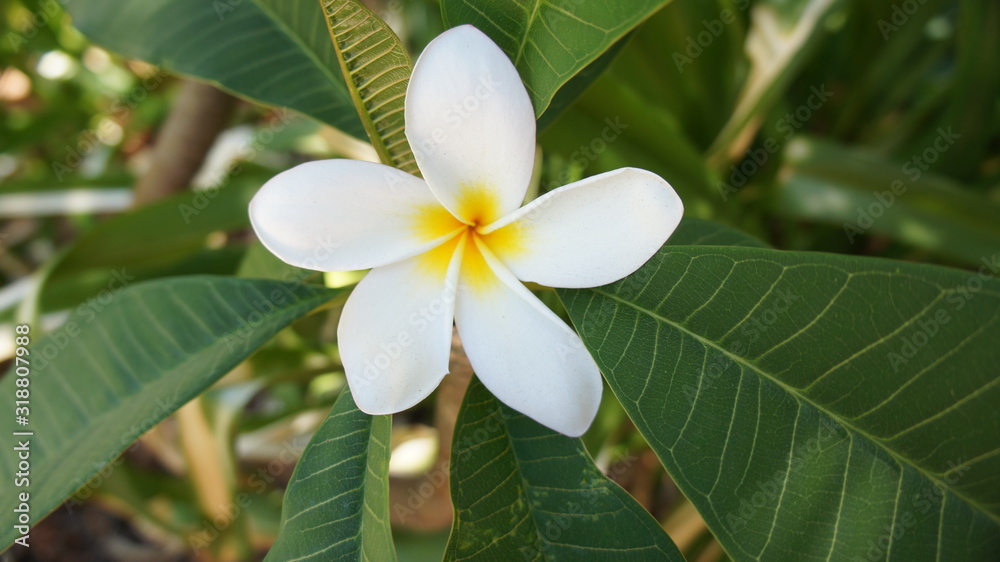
[249,25,682,436]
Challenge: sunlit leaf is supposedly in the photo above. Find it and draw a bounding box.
[319,0,420,174]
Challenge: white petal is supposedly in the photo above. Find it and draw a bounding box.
[405,25,535,225]
[454,237,602,437]
[339,236,464,414]
[482,168,683,288]
[249,160,463,272]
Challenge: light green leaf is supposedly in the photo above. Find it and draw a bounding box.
[319,0,419,174]
[265,388,394,562]
[560,246,1000,560]
[66,0,365,137]
[444,377,684,561]
[0,277,343,550]
[441,0,671,117]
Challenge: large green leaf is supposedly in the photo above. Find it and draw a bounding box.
[0,277,342,550]
[560,246,1000,560]
[440,0,671,117]
[66,0,364,137]
[444,377,684,561]
[319,0,419,174]
[265,388,394,561]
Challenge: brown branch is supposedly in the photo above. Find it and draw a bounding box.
[132,80,237,206]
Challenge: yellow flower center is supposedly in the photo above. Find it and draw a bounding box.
[414,183,524,292]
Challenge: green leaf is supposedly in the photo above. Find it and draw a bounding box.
[776,137,1000,266]
[706,0,839,166]
[535,32,633,131]
[560,246,1000,560]
[445,377,684,561]
[897,0,1000,180]
[319,0,420,174]
[667,217,768,249]
[265,388,395,561]
[604,0,749,150]
[0,276,342,550]
[66,0,365,137]
[29,178,261,319]
[441,0,672,116]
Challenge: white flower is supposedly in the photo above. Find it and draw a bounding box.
[249,25,682,436]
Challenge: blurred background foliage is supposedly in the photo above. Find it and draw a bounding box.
[0,0,997,560]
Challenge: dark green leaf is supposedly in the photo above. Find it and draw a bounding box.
[265,388,395,561]
[66,0,365,137]
[0,277,342,550]
[441,0,672,116]
[667,217,768,249]
[445,377,684,561]
[560,246,1000,560]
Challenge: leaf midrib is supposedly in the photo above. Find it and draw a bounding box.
[512,1,543,67]
[324,1,399,168]
[451,402,547,561]
[27,284,333,471]
[589,286,1000,525]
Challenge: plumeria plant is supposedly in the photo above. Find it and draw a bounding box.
[2,0,998,561]
[249,26,683,437]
